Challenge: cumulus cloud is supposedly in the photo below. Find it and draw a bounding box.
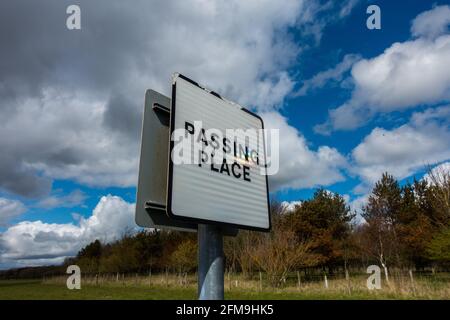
[0,0,328,198]
[411,5,450,38]
[0,0,363,268]
[0,0,360,198]
[0,90,139,191]
[315,5,450,133]
[0,195,135,268]
[351,105,450,191]
[262,112,347,191]
[0,198,26,227]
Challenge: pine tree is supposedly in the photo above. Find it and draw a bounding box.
[287,189,354,272]
[361,173,402,279]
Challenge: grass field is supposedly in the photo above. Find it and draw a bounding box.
[1,273,449,300]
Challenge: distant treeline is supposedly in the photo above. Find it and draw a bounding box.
[2,170,449,286]
[0,265,66,280]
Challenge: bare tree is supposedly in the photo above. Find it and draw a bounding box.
[236,231,260,278]
[426,165,450,226]
[250,228,318,287]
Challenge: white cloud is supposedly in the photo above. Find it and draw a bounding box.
[350,161,450,224]
[0,195,136,268]
[0,0,362,196]
[339,0,359,18]
[351,36,450,110]
[315,5,450,133]
[0,90,140,190]
[141,0,306,111]
[295,54,361,96]
[0,0,326,197]
[342,194,350,204]
[411,5,450,38]
[281,200,302,212]
[294,0,360,44]
[423,161,450,185]
[0,198,26,227]
[262,112,347,191]
[37,189,87,209]
[351,105,450,189]
[348,194,368,224]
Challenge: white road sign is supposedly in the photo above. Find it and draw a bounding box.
[167,74,270,231]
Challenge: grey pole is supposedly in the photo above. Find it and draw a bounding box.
[198,224,224,300]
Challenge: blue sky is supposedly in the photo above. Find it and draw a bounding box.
[276,0,450,202]
[0,0,449,268]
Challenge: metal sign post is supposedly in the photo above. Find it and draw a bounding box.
[198,224,224,300]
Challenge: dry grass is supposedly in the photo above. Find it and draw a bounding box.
[39,271,450,300]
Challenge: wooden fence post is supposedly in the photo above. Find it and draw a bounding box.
[345,269,351,294]
[259,272,263,291]
[148,269,152,286]
[409,269,416,295]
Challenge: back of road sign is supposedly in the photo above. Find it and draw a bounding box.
[135,89,197,231]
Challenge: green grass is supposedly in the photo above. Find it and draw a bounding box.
[0,280,196,300]
[0,280,369,300]
[1,278,448,300]
[0,280,361,300]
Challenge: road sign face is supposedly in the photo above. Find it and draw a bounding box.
[135,89,197,231]
[167,74,270,231]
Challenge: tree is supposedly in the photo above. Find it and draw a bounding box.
[361,173,402,280]
[77,239,102,259]
[159,230,196,271]
[230,230,261,278]
[101,235,140,273]
[395,182,434,268]
[250,227,318,287]
[133,230,164,272]
[426,165,450,226]
[286,189,354,271]
[170,240,197,273]
[76,239,102,274]
[424,166,450,267]
[224,201,285,277]
[427,226,450,264]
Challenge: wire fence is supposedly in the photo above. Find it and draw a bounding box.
[42,268,450,297]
